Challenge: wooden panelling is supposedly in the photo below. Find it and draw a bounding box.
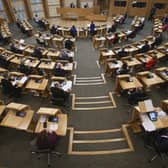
[109,0,128,16]
[109,0,168,17]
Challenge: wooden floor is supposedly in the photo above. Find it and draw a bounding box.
[49,17,112,27]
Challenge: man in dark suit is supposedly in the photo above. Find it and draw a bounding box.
[117,48,128,58]
[32,47,42,59]
[140,41,150,53]
[64,38,73,50]
[54,63,66,77]
[70,25,77,37]
[50,82,69,105]
[50,24,59,34]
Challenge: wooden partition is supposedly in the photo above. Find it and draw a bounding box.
[151,0,168,17]
[127,0,150,17]
[109,0,128,16]
[57,7,94,19]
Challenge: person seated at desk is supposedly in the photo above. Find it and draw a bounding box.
[144,55,157,70]
[117,47,128,58]
[116,62,129,75]
[120,13,127,24]
[127,87,148,105]
[36,32,45,46]
[90,21,96,36]
[151,32,162,48]
[16,18,21,28]
[126,29,136,39]
[161,14,168,25]
[10,42,17,53]
[0,53,9,68]
[50,82,70,104]
[70,25,77,38]
[54,63,67,77]
[50,24,59,35]
[108,21,117,33]
[33,14,40,24]
[84,3,89,8]
[59,49,69,60]
[111,32,119,45]
[32,46,42,59]
[64,38,74,50]
[70,2,75,8]
[36,128,58,150]
[1,77,14,97]
[11,82,22,99]
[139,41,150,53]
[18,63,32,75]
[10,42,22,54]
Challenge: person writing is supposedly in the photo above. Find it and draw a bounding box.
[36,127,58,150]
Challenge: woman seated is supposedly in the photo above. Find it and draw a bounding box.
[144,55,157,70]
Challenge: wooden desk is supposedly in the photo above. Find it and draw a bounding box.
[1,103,34,131]
[99,49,116,64]
[24,45,35,55]
[25,77,48,96]
[129,106,168,133]
[155,67,168,82]
[0,103,5,116]
[35,107,67,136]
[38,61,56,71]
[135,54,152,63]
[119,77,143,90]
[57,7,94,20]
[85,14,107,22]
[77,28,88,38]
[9,54,24,65]
[137,71,165,89]
[46,50,60,60]
[160,100,168,112]
[114,75,143,94]
[147,50,165,60]
[93,36,106,48]
[23,57,40,68]
[1,50,15,61]
[52,36,64,48]
[37,107,61,116]
[121,56,141,68]
[105,60,123,76]
[6,102,29,111]
[9,72,28,88]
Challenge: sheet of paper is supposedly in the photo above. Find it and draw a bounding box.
[49,123,58,131]
[39,115,47,123]
[144,99,154,112]
[141,114,156,132]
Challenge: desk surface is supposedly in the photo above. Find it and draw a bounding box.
[138,73,165,87]
[25,79,48,91]
[122,58,141,67]
[0,109,34,130]
[35,114,67,136]
[119,77,143,90]
[133,106,168,132]
[38,62,56,70]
